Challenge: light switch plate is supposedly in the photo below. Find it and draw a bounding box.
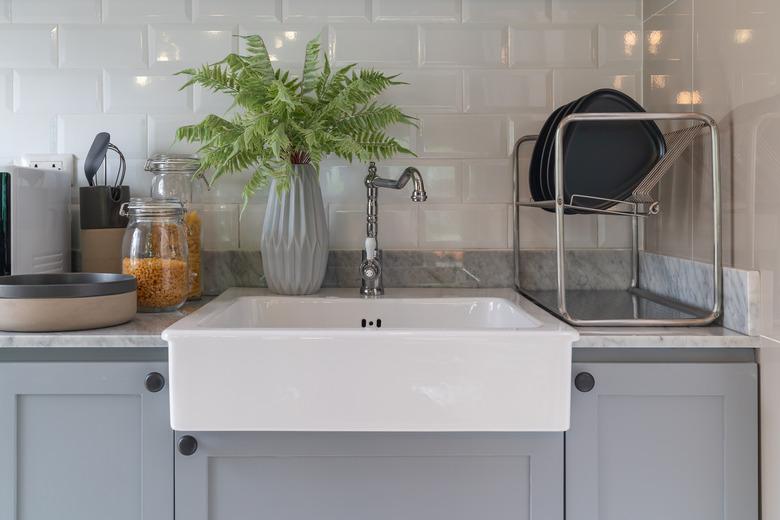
[17,153,75,178]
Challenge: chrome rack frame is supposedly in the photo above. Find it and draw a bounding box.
[513,112,722,327]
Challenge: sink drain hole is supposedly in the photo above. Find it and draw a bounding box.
[361,319,367,328]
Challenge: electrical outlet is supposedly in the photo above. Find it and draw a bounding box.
[18,154,75,176]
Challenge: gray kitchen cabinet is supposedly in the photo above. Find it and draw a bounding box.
[175,431,563,520]
[0,362,173,520]
[566,363,758,520]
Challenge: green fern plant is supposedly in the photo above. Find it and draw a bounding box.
[175,34,415,206]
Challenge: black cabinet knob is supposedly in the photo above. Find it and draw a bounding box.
[145,372,165,393]
[178,435,198,456]
[574,372,595,392]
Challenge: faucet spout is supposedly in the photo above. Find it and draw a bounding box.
[371,167,427,202]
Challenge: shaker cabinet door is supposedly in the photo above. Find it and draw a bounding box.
[0,362,173,520]
[175,431,563,520]
[566,363,758,520]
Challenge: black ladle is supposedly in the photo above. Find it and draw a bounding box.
[84,132,110,187]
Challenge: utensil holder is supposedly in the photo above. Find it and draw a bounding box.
[79,185,129,274]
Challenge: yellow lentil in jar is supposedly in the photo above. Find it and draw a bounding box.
[185,210,202,299]
[122,257,188,310]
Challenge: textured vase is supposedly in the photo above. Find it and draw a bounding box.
[260,163,329,295]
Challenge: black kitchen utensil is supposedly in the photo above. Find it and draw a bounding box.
[543,88,666,212]
[541,99,579,201]
[84,132,110,187]
[529,103,567,203]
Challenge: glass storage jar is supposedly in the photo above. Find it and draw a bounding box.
[120,198,189,312]
[145,153,203,300]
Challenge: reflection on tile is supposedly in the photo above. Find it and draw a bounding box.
[599,25,643,66]
[150,25,236,69]
[553,68,639,105]
[106,71,192,113]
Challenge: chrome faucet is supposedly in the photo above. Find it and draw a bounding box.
[360,162,427,296]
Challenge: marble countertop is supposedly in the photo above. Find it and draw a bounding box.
[0,292,759,349]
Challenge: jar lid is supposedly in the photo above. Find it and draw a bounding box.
[120,197,186,218]
[144,153,201,174]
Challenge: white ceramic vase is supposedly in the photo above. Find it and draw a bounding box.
[260,163,329,295]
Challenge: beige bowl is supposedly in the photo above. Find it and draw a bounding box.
[0,291,137,332]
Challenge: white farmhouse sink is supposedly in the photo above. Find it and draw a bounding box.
[162,288,578,432]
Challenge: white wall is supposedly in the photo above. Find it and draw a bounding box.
[0,0,641,250]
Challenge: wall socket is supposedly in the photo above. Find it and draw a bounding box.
[17,154,75,177]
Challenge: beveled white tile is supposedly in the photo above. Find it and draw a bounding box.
[148,114,202,156]
[11,0,100,23]
[14,70,101,113]
[421,25,508,67]
[330,24,417,66]
[510,26,597,68]
[463,159,513,203]
[463,0,550,23]
[60,25,147,68]
[105,71,192,113]
[239,204,266,250]
[418,115,509,158]
[599,25,642,66]
[284,0,369,21]
[0,1,8,22]
[238,24,326,64]
[373,0,460,22]
[0,69,11,113]
[193,87,236,114]
[195,0,279,22]
[377,69,461,112]
[553,68,640,105]
[515,208,598,249]
[103,0,191,23]
[192,203,240,250]
[465,69,552,113]
[58,114,148,163]
[419,203,508,249]
[597,215,632,248]
[0,115,54,157]
[552,0,640,22]
[0,25,57,68]
[509,114,547,152]
[150,24,237,69]
[329,203,418,249]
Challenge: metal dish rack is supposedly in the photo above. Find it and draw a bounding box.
[513,112,722,326]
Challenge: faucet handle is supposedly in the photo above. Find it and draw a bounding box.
[360,257,381,282]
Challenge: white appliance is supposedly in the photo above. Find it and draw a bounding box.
[0,166,71,275]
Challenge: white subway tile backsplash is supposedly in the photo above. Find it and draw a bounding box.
[421,25,508,67]
[551,0,640,22]
[103,0,191,23]
[60,25,147,68]
[193,203,240,250]
[150,25,236,69]
[553,68,640,104]
[463,0,550,23]
[510,26,597,68]
[515,208,598,249]
[331,24,417,66]
[238,24,326,65]
[239,204,266,249]
[58,114,148,165]
[106,71,192,113]
[0,25,57,68]
[148,114,201,155]
[11,0,99,23]
[284,0,369,22]
[597,214,632,248]
[377,70,462,112]
[14,70,101,113]
[419,203,508,249]
[330,204,418,249]
[0,115,54,157]
[0,0,639,253]
[373,0,460,22]
[194,0,279,22]
[418,114,509,158]
[464,69,551,113]
[462,159,512,203]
